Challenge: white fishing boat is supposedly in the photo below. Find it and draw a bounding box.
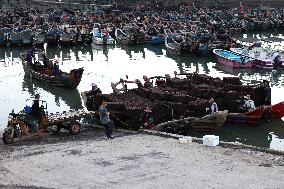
[231,45,284,69]
[92,23,114,45]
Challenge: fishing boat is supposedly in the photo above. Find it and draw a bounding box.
[144,27,165,45]
[33,31,46,46]
[226,101,284,126]
[154,110,229,132]
[59,33,75,46]
[92,23,114,45]
[271,101,284,120]
[115,27,145,44]
[5,29,23,46]
[46,28,62,46]
[21,29,33,46]
[165,31,199,56]
[213,49,255,68]
[230,47,284,69]
[256,19,270,31]
[21,57,84,89]
[145,34,165,45]
[74,28,92,45]
[93,33,114,45]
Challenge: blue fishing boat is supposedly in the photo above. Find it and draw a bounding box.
[92,23,114,45]
[198,43,210,55]
[145,34,165,45]
[46,28,64,46]
[213,49,255,68]
[145,27,165,45]
[8,31,23,46]
[257,20,270,31]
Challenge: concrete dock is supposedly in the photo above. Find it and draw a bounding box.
[0,128,284,189]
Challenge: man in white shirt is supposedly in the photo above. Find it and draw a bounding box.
[241,95,256,112]
[206,98,218,114]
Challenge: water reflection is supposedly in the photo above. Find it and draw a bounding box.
[119,45,146,59]
[22,76,83,110]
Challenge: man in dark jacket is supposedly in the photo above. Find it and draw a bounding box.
[99,100,114,139]
[31,94,40,118]
[263,80,271,105]
[91,83,102,96]
[26,48,35,66]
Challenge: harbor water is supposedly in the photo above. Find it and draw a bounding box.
[0,33,284,150]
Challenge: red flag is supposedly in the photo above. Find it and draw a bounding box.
[240,2,244,12]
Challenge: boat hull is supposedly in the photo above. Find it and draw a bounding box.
[93,36,114,45]
[214,49,254,68]
[216,56,254,68]
[226,106,270,126]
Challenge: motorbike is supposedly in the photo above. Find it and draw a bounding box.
[2,99,83,144]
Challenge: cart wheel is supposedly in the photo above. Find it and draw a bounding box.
[69,121,81,135]
[2,130,14,144]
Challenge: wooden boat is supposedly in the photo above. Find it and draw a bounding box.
[154,110,229,132]
[21,58,84,89]
[226,106,269,126]
[115,27,145,44]
[230,47,284,70]
[79,27,93,45]
[46,28,62,46]
[21,29,33,46]
[5,30,23,46]
[226,101,284,126]
[92,23,115,45]
[272,101,284,120]
[33,31,46,46]
[145,34,165,45]
[165,30,199,56]
[144,27,165,45]
[256,19,270,31]
[213,49,255,68]
[93,32,115,45]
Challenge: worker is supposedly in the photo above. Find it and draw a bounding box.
[206,98,218,114]
[263,80,271,105]
[143,75,152,88]
[240,95,256,112]
[140,106,155,129]
[91,83,102,96]
[26,48,35,67]
[99,99,114,139]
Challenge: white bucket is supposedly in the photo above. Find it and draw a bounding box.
[203,135,219,146]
